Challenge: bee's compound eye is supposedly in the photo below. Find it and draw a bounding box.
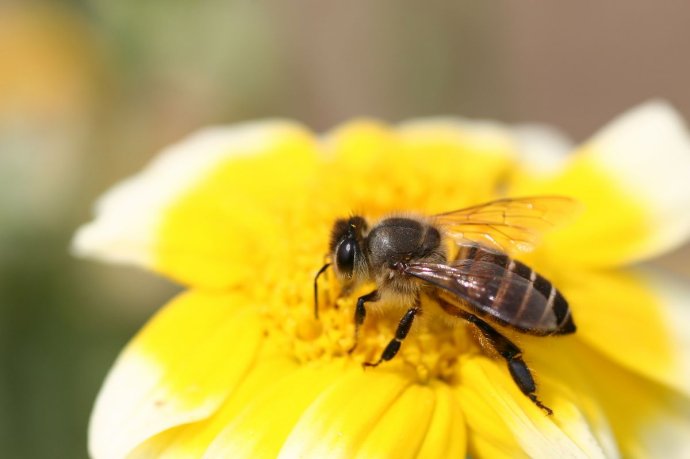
[336,239,356,277]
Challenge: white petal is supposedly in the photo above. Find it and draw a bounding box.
[639,403,690,459]
[511,100,690,267]
[584,100,690,256]
[563,266,690,398]
[88,291,264,459]
[576,334,690,459]
[511,123,573,176]
[399,117,574,182]
[459,355,617,459]
[640,267,690,393]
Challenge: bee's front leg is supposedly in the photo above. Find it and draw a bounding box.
[348,289,379,354]
[313,262,331,319]
[363,295,420,367]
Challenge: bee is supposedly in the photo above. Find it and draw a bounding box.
[313,196,578,415]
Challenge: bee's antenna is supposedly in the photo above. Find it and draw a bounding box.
[313,263,331,319]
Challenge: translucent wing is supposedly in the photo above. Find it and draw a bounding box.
[435,196,579,254]
[403,260,574,335]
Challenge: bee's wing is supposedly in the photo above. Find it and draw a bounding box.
[434,196,579,254]
[403,260,568,334]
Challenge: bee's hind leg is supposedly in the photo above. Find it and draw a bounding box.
[363,296,420,368]
[466,314,553,415]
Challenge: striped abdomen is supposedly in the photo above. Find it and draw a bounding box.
[451,243,575,336]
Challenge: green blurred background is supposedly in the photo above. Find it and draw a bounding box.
[1,1,690,457]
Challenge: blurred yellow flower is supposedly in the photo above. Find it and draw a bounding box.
[0,4,100,118]
[74,101,690,458]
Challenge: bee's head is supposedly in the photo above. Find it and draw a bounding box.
[329,216,368,281]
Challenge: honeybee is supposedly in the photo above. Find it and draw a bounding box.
[314,196,578,415]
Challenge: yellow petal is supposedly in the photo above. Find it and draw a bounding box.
[127,362,467,459]
[199,362,346,458]
[470,438,529,459]
[414,383,467,459]
[562,267,690,398]
[148,116,517,292]
[275,367,410,458]
[455,363,524,457]
[88,290,264,459]
[263,366,457,459]
[148,121,506,292]
[320,118,517,216]
[512,100,690,267]
[573,340,690,458]
[76,117,519,291]
[395,118,517,205]
[458,355,615,458]
[354,381,464,459]
[72,120,315,277]
[126,350,302,458]
[516,334,690,458]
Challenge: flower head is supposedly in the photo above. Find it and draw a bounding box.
[75,101,690,458]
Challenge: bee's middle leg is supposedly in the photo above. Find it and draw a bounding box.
[363,296,420,367]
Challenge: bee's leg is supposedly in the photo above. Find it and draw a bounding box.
[432,294,552,414]
[347,289,379,354]
[313,262,331,319]
[363,297,420,368]
[467,314,553,416]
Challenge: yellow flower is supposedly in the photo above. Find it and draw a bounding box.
[74,101,690,458]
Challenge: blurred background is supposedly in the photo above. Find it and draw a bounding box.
[1,0,689,457]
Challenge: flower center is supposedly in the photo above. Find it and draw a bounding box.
[263,272,476,385]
